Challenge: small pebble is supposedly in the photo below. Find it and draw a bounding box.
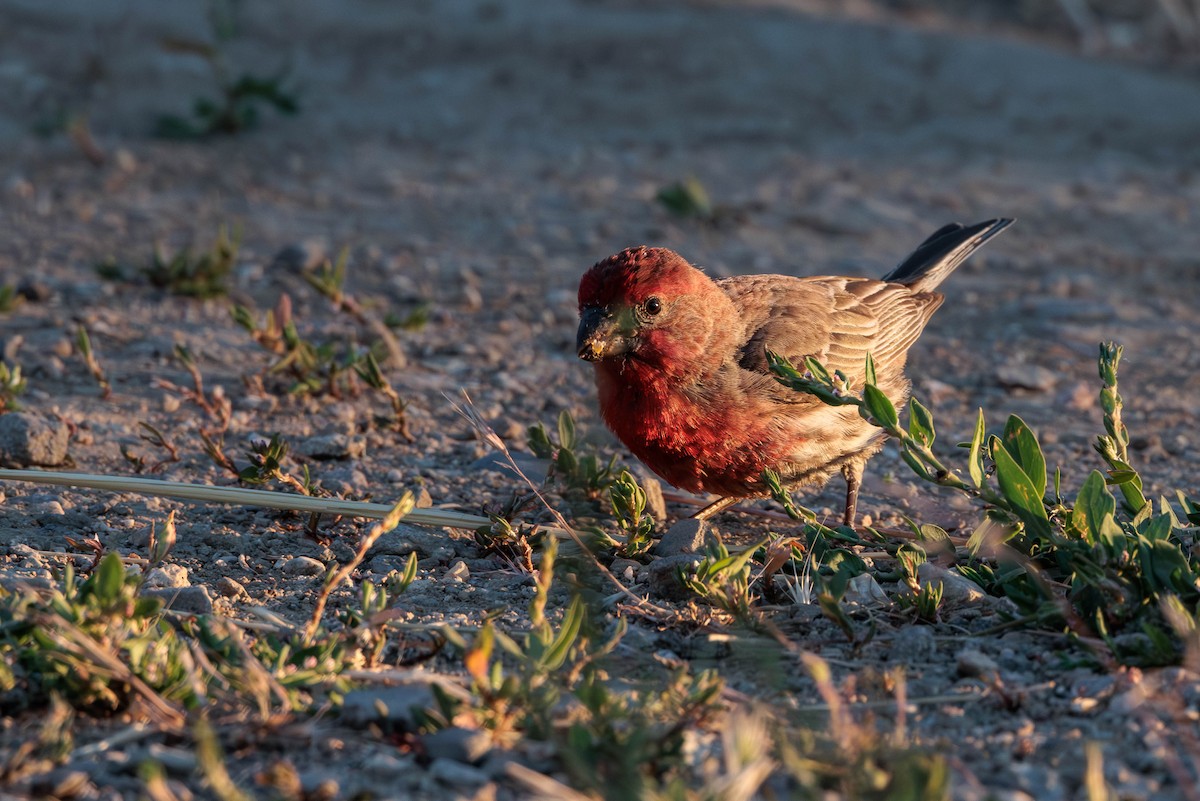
[281,556,327,577]
[653,518,716,556]
[144,564,190,588]
[141,586,214,615]
[956,648,1001,680]
[214,576,248,598]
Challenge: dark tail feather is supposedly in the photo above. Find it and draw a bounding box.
[882,218,1014,292]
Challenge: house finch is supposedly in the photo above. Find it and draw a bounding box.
[577,219,1012,526]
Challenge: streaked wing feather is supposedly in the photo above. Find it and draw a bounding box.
[718,274,941,387]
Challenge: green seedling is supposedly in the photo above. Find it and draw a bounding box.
[0,552,195,716]
[0,360,26,412]
[354,351,414,441]
[475,494,537,572]
[656,176,714,219]
[143,225,239,299]
[528,410,619,497]
[304,249,407,368]
[152,344,233,432]
[0,285,24,314]
[681,539,765,622]
[155,1,298,138]
[239,434,314,496]
[74,324,111,398]
[232,294,375,398]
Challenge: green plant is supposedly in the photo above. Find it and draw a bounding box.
[155,0,299,138]
[119,422,181,473]
[475,494,537,572]
[74,324,112,398]
[143,225,239,298]
[528,410,619,497]
[337,552,419,666]
[0,285,23,314]
[0,360,26,412]
[607,470,658,556]
[151,344,233,433]
[438,535,597,743]
[304,249,408,369]
[680,540,764,622]
[656,176,714,220]
[232,294,377,398]
[238,433,314,495]
[770,343,1200,665]
[0,552,195,715]
[354,351,414,441]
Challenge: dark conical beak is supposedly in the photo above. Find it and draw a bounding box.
[577,306,633,362]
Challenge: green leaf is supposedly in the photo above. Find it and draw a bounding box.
[542,595,585,671]
[1002,415,1046,499]
[1138,512,1174,542]
[1071,470,1124,554]
[557,410,576,450]
[803,356,832,384]
[896,543,927,581]
[1137,535,1199,597]
[864,353,878,387]
[862,385,899,430]
[991,439,1051,539]
[968,409,986,489]
[93,552,127,602]
[907,397,935,447]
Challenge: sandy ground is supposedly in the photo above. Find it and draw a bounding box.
[1,1,1199,799]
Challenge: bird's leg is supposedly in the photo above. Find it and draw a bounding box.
[693,495,741,520]
[841,462,864,528]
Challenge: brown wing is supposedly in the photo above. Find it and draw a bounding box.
[717,274,942,386]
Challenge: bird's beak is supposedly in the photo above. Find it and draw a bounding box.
[577,306,634,362]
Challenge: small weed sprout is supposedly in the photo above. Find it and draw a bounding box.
[152,344,233,432]
[527,410,619,497]
[784,545,817,606]
[354,351,414,441]
[143,225,239,299]
[240,434,314,496]
[74,324,111,398]
[304,249,407,368]
[475,495,537,573]
[155,1,299,138]
[656,176,714,220]
[338,548,420,665]
[0,285,24,314]
[120,422,181,473]
[0,360,27,412]
[681,540,765,622]
[0,552,195,716]
[232,294,382,400]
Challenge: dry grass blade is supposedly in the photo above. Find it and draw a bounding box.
[0,468,489,530]
[505,762,597,801]
[303,493,414,643]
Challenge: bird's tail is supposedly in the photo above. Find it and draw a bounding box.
[882,218,1013,292]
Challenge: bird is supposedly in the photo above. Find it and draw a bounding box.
[576,218,1012,527]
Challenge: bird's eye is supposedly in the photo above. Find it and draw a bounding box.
[644,297,663,316]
